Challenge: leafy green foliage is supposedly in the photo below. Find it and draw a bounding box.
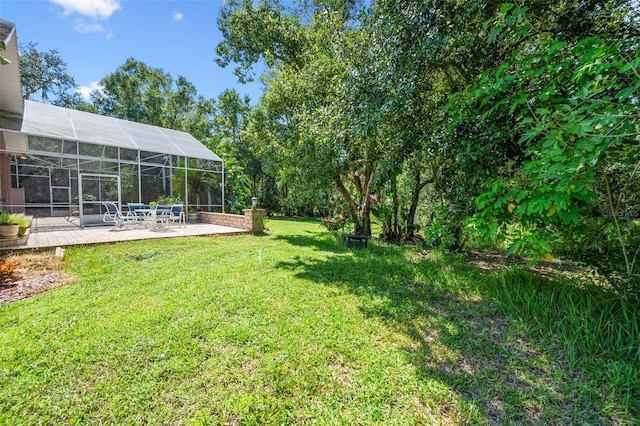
[91,58,216,141]
[0,212,18,225]
[211,89,261,212]
[222,160,253,213]
[220,0,381,234]
[18,42,79,107]
[448,3,640,289]
[215,0,307,83]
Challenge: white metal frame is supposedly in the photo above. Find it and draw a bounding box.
[79,173,121,228]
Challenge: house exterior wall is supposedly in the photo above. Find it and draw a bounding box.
[0,152,11,209]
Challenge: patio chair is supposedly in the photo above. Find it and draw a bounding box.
[168,204,186,228]
[102,202,138,228]
[127,202,147,222]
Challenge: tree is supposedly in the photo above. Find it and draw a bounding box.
[364,0,640,248]
[215,0,308,83]
[90,58,216,138]
[19,42,78,107]
[214,89,251,158]
[216,0,639,253]
[449,3,640,294]
[218,0,388,235]
[212,89,257,212]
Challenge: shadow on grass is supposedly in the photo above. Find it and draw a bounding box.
[272,226,350,252]
[273,232,633,424]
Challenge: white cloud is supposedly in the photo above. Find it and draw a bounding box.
[73,21,105,34]
[50,0,121,20]
[76,81,103,100]
[173,11,184,22]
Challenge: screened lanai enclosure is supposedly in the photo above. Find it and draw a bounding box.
[1,101,224,226]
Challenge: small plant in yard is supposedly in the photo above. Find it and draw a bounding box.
[0,260,20,284]
[322,210,348,231]
[0,212,21,238]
[8,214,30,237]
[10,214,30,228]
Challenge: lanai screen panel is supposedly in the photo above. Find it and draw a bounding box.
[160,127,222,161]
[118,119,184,157]
[69,108,135,149]
[20,101,77,140]
[20,100,222,162]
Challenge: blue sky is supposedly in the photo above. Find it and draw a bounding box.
[0,0,264,103]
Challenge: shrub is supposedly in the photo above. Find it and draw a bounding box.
[156,195,182,205]
[322,210,348,231]
[0,260,21,284]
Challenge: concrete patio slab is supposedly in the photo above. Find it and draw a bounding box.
[0,217,249,251]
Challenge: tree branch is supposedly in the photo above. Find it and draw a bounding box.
[334,177,358,214]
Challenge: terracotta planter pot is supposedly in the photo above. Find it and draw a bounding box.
[0,224,19,238]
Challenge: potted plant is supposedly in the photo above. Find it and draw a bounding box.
[187,207,200,222]
[0,212,20,238]
[82,194,97,214]
[157,195,182,205]
[149,201,157,211]
[11,214,31,237]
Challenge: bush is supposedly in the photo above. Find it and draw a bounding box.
[156,195,182,205]
[322,210,348,231]
[0,260,20,284]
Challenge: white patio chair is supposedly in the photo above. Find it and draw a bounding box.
[126,202,147,225]
[102,202,138,228]
[168,204,186,228]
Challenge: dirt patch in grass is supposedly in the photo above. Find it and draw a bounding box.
[464,250,578,276]
[463,249,619,292]
[420,249,600,284]
[0,249,77,305]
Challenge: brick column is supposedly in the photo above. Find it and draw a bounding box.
[243,209,265,234]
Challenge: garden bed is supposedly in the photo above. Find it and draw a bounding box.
[0,250,76,305]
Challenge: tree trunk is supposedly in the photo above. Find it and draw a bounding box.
[359,193,372,236]
[392,177,399,237]
[406,168,433,239]
[334,164,374,236]
[334,177,359,215]
[359,165,374,236]
[407,169,421,239]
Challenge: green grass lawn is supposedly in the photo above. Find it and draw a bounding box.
[1,218,638,424]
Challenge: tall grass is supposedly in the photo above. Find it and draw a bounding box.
[0,218,637,424]
[489,268,638,362]
[471,266,639,418]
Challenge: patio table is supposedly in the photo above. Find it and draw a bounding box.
[135,209,169,231]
